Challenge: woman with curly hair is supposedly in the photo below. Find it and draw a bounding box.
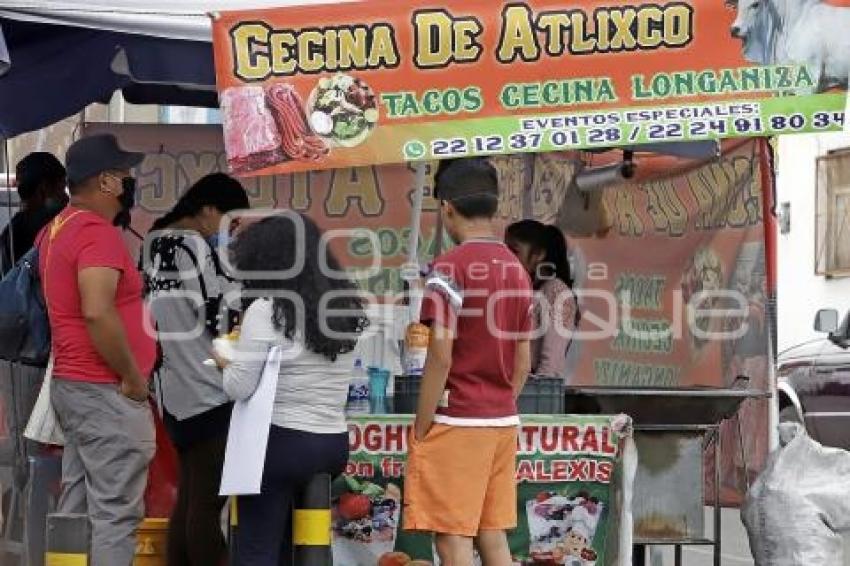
[217,213,368,566]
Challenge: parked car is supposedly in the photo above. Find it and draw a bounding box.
[777,308,850,450]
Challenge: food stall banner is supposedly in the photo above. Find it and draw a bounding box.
[336,414,634,566]
[211,0,849,175]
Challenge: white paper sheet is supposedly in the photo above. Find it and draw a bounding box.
[219,346,282,496]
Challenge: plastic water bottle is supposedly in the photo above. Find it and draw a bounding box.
[346,359,370,416]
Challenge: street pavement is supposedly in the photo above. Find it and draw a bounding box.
[643,508,850,565]
[643,508,752,566]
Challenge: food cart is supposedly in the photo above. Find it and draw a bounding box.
[204,1,847,564]
[0,0,848,564]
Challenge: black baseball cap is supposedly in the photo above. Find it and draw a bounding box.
[65,134,144,186]
[433,157,499,202]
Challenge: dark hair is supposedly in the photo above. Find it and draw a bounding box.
[15,152,66,203]
[233,213,369,362]
[435,158,499,219]
[449,194,499,219]
[505,220,574,289]
[151,173,249,231]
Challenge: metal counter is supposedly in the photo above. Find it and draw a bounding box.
[564,387,770,566]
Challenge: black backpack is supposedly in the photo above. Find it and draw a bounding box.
[0,244,49,366]
[0,211,82,367]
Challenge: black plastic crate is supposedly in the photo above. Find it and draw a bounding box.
[392,375,421,414]
[394,375,566,415]
[517,377,565,414]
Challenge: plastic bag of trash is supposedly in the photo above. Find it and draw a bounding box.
[742,422,850,565]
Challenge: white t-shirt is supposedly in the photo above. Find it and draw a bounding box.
[222,298,354,434]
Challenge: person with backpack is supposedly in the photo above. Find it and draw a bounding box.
[505,220,579,378]
[0,152,66,491]
[142,173,249,566]
[0,151,68,275]
[41,134,156,566]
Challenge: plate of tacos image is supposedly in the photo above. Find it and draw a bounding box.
[307,73,378,148]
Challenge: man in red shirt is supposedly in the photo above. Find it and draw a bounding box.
[41,134,157,566]
[404,158,533,565]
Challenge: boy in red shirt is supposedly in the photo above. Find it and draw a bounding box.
[404,158,533,565]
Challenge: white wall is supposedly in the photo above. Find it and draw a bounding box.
[776,131,850,353]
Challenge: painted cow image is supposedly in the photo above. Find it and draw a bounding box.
[730,0,850,91]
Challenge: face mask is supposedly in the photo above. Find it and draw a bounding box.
[119,177,136,210]
[112,176,136,228]
[206,232,229,252]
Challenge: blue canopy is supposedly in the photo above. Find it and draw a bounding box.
[0,18,218,138]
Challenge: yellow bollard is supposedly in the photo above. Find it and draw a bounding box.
[293,474,332,566]
[45,514,89,566]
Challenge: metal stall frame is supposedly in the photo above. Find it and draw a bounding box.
[564,386,770,566]
[632,423,722,566]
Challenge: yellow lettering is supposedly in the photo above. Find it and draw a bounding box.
[664,5,692,46]
[569,13,596,53]
[326,167,383,217]
[735,157,763,225]
[369,26,399,68]
[611,188,644,237]
[177,153,220,189]
[454,19,482,62]
[497,5,539,62]
[414,11,454,68]
[690,168,720,230]
[489,156,525,220]
[338,28,368,70]
[231,23,271,81]
[609,10,638,50]
[291,173,310,211]
[536,13,570,55]
[298,30,324,72]
[637,7,664,47]
[271,31,296,75]
[252,174,278,209]
[137,154,177,214]
[596,10,612,50]
[324,29,339,71]
[531,154,575,223]
[644,181,687,236]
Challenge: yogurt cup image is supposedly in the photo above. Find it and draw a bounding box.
[525,491,603,565]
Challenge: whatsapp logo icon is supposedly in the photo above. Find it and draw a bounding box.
[403,140,427,160]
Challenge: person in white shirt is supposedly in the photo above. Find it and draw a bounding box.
[215,213,368,566]
[143,173,249,566]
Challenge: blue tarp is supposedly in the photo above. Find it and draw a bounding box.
[0,18,217,138]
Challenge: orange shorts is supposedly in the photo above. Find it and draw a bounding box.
[403,424,518,537]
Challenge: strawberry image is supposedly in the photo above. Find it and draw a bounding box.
[535,491,552,503]
[338,492,372,520]
[377,551,411,566]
